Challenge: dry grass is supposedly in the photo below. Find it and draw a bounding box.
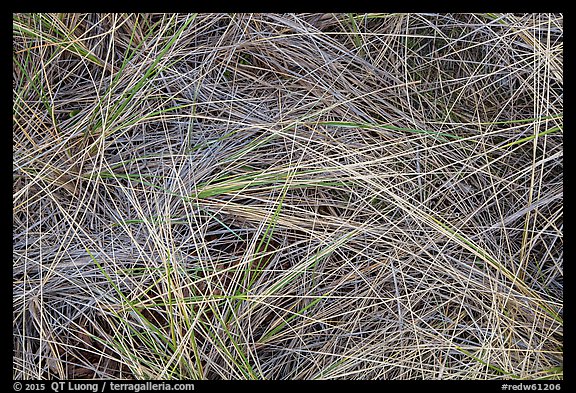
[13,13,562,380]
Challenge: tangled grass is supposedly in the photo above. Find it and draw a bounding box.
[13,13,562,380]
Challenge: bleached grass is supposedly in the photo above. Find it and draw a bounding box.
[13,13,562,379]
